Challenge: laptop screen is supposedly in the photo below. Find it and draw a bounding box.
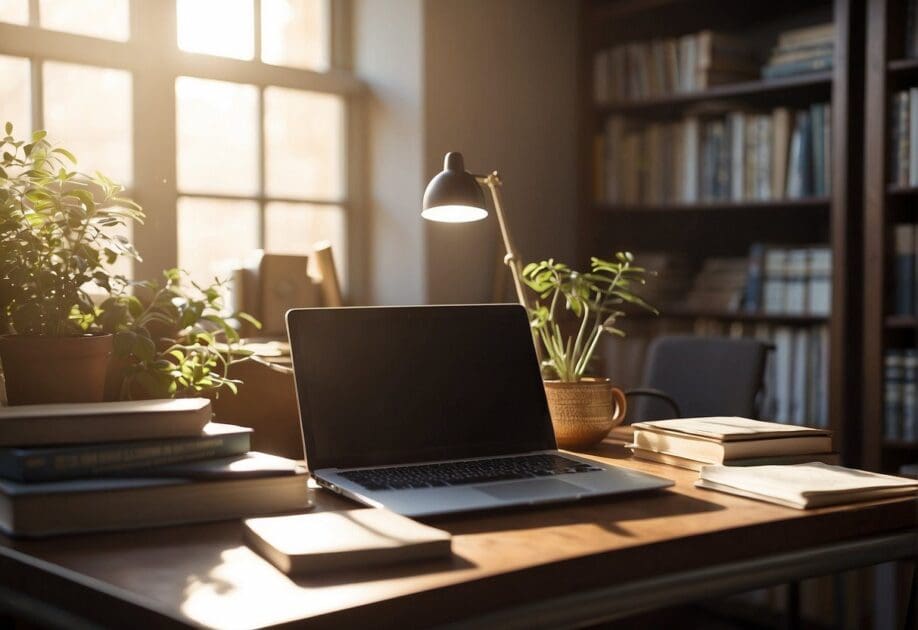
[287,305,556,471]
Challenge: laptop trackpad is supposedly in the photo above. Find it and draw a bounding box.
[478,478,587,501]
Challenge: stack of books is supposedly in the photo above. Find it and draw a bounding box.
[629,416,838,472]
[762,23,834,79]
[593,30,758,104]
[0,398,310,537]
[596,103,831,206]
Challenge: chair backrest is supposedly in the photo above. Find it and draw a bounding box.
[630,335,769,422]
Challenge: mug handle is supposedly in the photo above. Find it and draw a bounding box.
[610,387,627,423]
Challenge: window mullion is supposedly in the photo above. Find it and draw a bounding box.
[257,86,266,250]
[30,58,43,131]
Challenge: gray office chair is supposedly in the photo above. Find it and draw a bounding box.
[625,335,770,423]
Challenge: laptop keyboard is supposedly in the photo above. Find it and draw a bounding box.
[338,454,603,491]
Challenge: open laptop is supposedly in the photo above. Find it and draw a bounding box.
[286,304,672,517]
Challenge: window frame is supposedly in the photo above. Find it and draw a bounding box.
[0,0,366,300]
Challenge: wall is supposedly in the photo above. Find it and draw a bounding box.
[352,0,426,305]
[353,0,579,305]
[423,0,579,304]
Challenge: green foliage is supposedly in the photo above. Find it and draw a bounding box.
[0,122,261,400]
[99,268,261,400]
[522,253,656,383]
[0,123,143,335]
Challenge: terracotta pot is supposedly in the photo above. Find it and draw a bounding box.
[0,334,113,405]
[543,377,627,449]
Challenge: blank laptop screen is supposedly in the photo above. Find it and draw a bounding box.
[287,305,556,471]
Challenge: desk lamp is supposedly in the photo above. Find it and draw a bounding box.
[421,152,528,310]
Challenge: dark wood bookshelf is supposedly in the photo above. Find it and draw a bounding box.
[598,72,833,115]
[596,197,830,214]
[579,0,863,466]
[864,0,918,470]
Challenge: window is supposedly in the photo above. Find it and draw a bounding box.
[0,0,358,293]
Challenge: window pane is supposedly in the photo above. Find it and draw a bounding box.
[43,62,133,186]
[265,201,346,282]
[177,0,254,60]
[0,0,27,24]
[178,197,259,287]
[261,0,328,71]
[264,87,343,200]
[176,77,258,195]
[0,55,30,135]
[39,0,129,41]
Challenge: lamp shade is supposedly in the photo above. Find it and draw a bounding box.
[421,152,488,223]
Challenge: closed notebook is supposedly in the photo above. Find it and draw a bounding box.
[0,398,212,446]
[244,508,452,575]
[697,462,918,509]
[632,417,832,464]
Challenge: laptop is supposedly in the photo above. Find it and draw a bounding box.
[286,304,672,517]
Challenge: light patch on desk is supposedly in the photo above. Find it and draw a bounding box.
[180,546,363,628]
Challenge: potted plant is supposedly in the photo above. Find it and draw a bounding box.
[98,269,259,400]
[0,123,143,404]
[522,253,656,448]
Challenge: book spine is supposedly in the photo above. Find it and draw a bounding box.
[743,243,765,312]
[885,350,905,440]
[904,349,918,442]
[911,88,918,187]
[810,104,824,197]
[894,224,916,316]
[5,432,252,482]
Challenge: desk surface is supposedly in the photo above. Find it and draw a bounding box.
[0,441,915,629]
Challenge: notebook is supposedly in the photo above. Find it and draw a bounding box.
[696,462,918,509]
[243,508,452,574]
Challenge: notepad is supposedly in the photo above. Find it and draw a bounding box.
[244,508,452,574]
[696,462,918,509]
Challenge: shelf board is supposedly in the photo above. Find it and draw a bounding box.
[882,439,918,449]
[632,309,828,325]
[886,316,918,329]
[886,184,918,196]
[887,58,918,75]
[597,197,830,214]
[596,72,833,114]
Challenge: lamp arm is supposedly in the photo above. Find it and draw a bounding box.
[476,172,528,311]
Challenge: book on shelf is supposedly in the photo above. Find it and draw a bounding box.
[0,398,212,446]
[696,462,918,509]
[885,348,918,442]
[0,452,310,537]
[244,509,452,575]
[630,447,840,472]
[0,422,252,483]
[596,104,830,206]
[593,30,758,104]
[761,23,835,79]
[893,224,917,316]
[631,417,832,466]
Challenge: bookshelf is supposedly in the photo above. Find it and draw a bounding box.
[579,0,864,462]
[864,0,918,472]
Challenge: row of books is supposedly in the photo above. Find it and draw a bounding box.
[0,399,309,537]
[763,325,830,429]
[592,23,835,105]
[889,88,918,187]
[592,30,758,104]
[885,348,918,442]
[638,245,831,317]
[893,223,918,317]
[596,104,831,205]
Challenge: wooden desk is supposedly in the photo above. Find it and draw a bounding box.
[0,441,915,629]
